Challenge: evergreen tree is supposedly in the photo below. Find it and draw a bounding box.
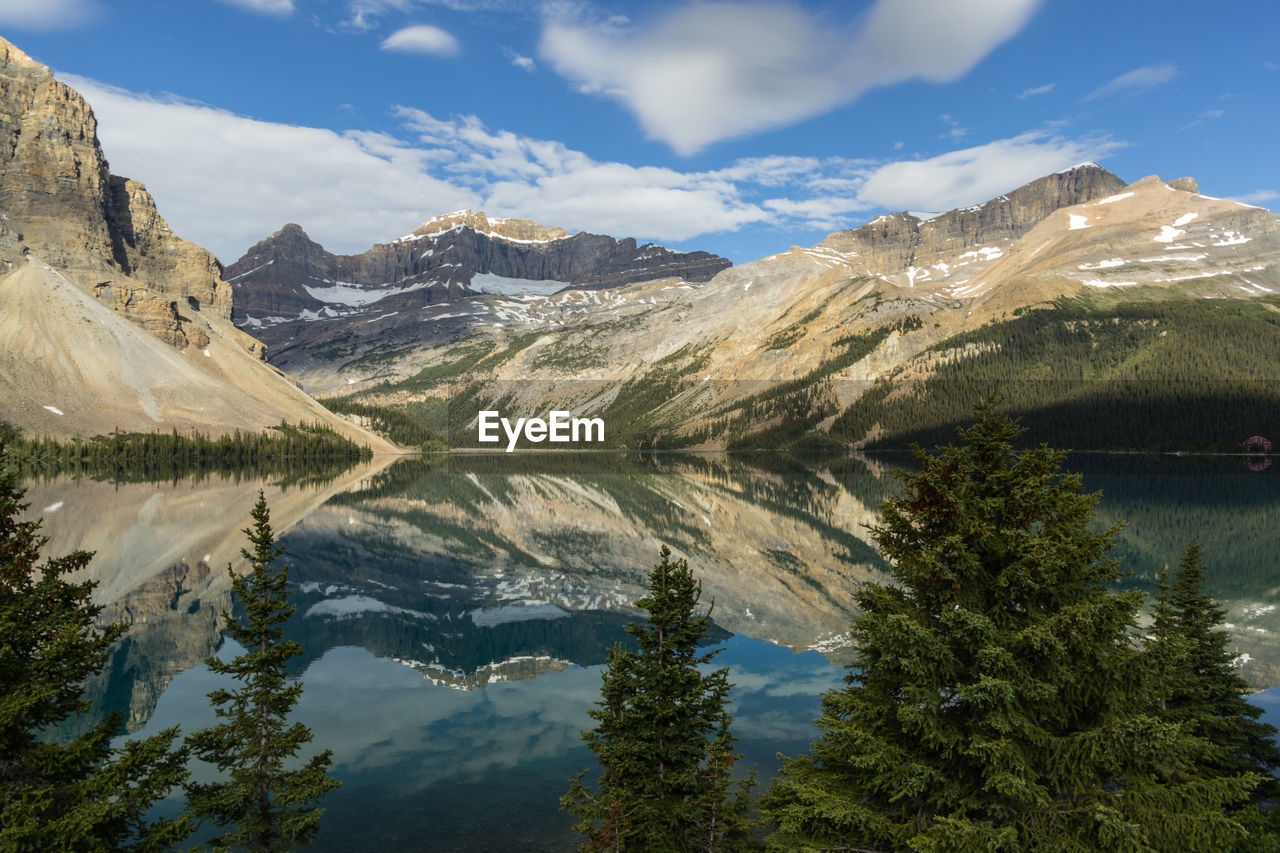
[1148,542,1280,831]
[562,545,754,852]
[762,403,1257,851]
[0,456,191,850]
[185,491,340,852]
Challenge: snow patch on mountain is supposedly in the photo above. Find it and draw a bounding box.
[469,273,570,296]
[304,280,430,306]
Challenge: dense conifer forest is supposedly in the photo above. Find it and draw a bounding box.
[318,398,448,451]
[828,294,1280,452]
[0,420,371,482]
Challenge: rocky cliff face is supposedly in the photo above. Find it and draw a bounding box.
[820,163,1128,285]
[0,38,234,351]
[0,35,391,447]
[225,209,732,331]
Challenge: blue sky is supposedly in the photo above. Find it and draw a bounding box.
[3,0,1277,265]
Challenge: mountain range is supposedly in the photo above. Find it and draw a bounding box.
[224,210,730,340]
[224,160,1280,452]
[2,28,1278,456]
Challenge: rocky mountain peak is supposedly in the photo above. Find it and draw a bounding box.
[227,211,732,343]
[0,36,44,70]
[0,33,395,448]
[279,222,313,239]
[1127,174,1201,195]
[253,223,326,255]
[818,163,1127,283]
[0,34,237,348]
[405,209,572,244]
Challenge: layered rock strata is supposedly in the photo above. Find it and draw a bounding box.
[225,210,732,326]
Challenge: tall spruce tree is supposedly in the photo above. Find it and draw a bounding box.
[185,491,340,851]
[0,457,191,850]
[1148,541,1280,814]
[562,545,754,852]
[761,404,1257,851]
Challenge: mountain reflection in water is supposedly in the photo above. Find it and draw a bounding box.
[22,451,1280,850]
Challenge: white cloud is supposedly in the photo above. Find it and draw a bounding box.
[381,24,460,56]
[61,75,478,261]
[938,113,968,140]
[396,107,769,239]
[58,74,775,256]
[55,74,1122,264]
[1180,108,1224,132]
[216,0,294,14]
[344,0,416,30]
[762,196,869,231]
[1017,82,1055,99]
[0,0,99,29]
[1083,63,1178,101]
[539,0,1043,155]
[510,53,536,72]
[857,131,1124,212]
[414,0,524,9]
[1229,190,1278,207]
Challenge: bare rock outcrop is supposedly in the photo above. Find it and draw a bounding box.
[0,36,233,352]
[821,163,1128,274]
[0,34,394,448]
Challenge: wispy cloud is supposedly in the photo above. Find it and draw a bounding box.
[409,0,523,9]
[938,113,968,140]
[395,106,772,239]
[1180,108,1224,131]
[509,53,536,72]
[857,131,1125,212]
[60,73,1121,261]
[1083,63,1177,101]
[381,24,460,56]
[1017,82,1055,99]
[539,0,1044,155]
[0,0,100,30]
[1229,190,1277,207]
[339,0,521,30]
[343,0,416,31]
[216,0,294,15]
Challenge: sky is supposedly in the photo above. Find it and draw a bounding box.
[3,0,1277,265]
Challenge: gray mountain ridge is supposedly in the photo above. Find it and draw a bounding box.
[225,210,732,341]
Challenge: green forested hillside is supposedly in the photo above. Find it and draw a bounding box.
[2,421,370,483]
[335,292,1280,453]
[826,293,1280,452]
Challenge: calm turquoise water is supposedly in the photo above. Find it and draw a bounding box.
[25,451,1280,850]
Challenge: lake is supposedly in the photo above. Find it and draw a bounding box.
[23,451,1280,850]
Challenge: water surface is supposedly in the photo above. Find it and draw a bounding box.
[25,451,1280,848]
